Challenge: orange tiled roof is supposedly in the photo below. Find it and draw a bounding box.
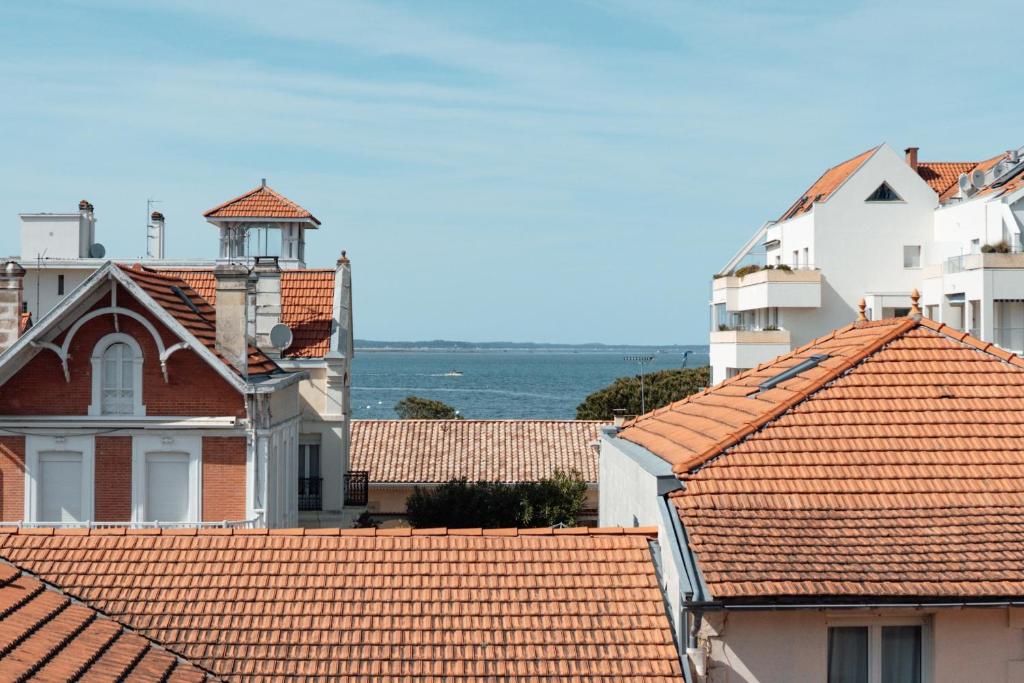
[118,265,281,377]
[621,316,1024,600]
[0,561,215,681]
[937,152,1009,202]
[203,184,320,225]
[0,527,683,682]
[156,269,335,358]
[916,161,975,195]
[778,146,878,221]
[351,419,603,483]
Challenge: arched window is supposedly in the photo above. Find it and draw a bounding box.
[89,333,145,416]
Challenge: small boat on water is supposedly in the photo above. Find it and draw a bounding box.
[443,370,464,377]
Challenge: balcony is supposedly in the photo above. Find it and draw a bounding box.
[713,267,822,311]
[344,470,369,507]
[944,252,1024,274]
[710,328,792,380]
[299,477,323,512]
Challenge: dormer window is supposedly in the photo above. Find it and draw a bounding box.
[866,182,903,202]
[89,333,145,416]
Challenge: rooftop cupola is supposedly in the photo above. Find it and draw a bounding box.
[203,179,320,269]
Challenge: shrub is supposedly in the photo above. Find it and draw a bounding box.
[575,366,711,420]
[775,263,793,273]
[982,241,1011,254]
[394,395,462,419]
[733,264,762,278]
[406,469,588,528]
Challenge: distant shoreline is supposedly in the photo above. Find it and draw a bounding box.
[355,339,708,353]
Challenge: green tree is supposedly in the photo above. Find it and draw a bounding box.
[394,395,462,419]
[406,469,588,528]
[575,366,710,420]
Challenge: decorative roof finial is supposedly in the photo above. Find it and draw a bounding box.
[856,298,867,322]
[909,289,922,320]
[337,250,350,266]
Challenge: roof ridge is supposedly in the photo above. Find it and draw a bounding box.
[0,525,655,538]
[672,317,919,475]
[202,184,264,217]
[352,418,608,424]
[918,318,1024,368]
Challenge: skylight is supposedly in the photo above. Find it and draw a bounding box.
[757,354,829,393]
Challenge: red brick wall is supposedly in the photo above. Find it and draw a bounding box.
[202,437,247,522]
[0,292,245,417]
[95,436,132,522]
[0,437,24,521]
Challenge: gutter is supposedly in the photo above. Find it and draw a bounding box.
[684,599,1024,612]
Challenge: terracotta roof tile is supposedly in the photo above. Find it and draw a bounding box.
[0,527,681,682]
[916,161,976,195]
[0,562,214,681]
[17,312,31,336]
[778,146,878,221]
[937,152,1009,202]
[351,419,603,483]
[622,316,1024,601]
[157,269,335,358]
[203,184,320,225]
[118,265,282,377]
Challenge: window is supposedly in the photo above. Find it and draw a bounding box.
[38,453,83,522]
[971,238,981,254]
[57,274,65,296]
[298,442,322,512]
[828,624,924,683]
[145,453,191,522]
[802,247,809,268]
[25,436,95,524]
[89,333,145,416]
[792,250,799,267]
[903,245,921,269]
[132,435,201,524]
[866,182,903,202]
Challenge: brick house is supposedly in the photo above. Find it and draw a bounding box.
[0,258,311,528]
[12,184,357,527]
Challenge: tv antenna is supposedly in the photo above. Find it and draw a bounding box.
[624,354,656,414]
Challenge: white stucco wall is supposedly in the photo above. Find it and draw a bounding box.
[697,607,1024,683]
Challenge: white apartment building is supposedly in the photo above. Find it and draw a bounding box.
[10,184,361,527]
[710,142,1024,383]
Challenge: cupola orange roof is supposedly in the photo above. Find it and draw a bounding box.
[203,180,320,225]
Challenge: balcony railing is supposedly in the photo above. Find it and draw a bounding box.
[298,477,323,512]
[344,470,369,507]
[0,518,261,529]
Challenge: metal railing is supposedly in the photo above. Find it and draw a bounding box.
[344,470,369,507]
[0,518,261,530]
[298,477,323,512]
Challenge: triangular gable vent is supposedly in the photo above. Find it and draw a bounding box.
[866,182,903,202]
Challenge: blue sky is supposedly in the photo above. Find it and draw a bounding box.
[1,1,1021,344]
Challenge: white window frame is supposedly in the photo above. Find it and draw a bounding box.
[826,615,932,683]
[24,435,95,523]
[131,434,201,524]
[89,332,146,417]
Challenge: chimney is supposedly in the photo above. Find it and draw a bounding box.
[905,147,919,171]
[252,256,282,353]
[0,260,26,355]
[78,200,96,258]
[148,211,165,259]
[213,263,250,375]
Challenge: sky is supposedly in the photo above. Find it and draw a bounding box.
[1,1,1021,345]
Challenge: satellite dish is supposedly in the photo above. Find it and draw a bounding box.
[88,243,106,258]
[971,168,986,190]
[269,323,293,350]
[958,174,972,194]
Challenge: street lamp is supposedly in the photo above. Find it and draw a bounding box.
[624,355,656,415]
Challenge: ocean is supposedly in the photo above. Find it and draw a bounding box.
[351,348,710,420]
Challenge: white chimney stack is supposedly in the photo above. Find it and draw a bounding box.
[252,256,282,353]
[0,261,26,355]
[148,211,165,259]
